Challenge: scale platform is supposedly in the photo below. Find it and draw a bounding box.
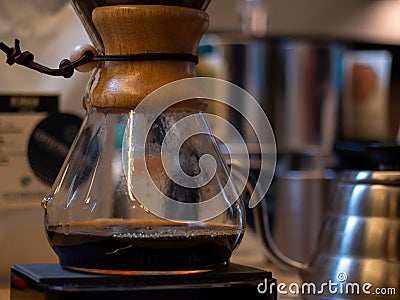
[10,263,277,300]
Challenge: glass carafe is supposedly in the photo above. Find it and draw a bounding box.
[42,1,246,275]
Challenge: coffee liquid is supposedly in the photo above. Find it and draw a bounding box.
[46,220,244,273]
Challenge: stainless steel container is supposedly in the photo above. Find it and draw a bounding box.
[201,33,342,262]
[254,142,400,299]
[255,168,400,299]
[207,34,341,162]
[270,169,336,264]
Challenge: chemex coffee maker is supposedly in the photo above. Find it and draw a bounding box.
[0,0,277,299]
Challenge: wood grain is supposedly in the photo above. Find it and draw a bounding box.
[90,5,209,110]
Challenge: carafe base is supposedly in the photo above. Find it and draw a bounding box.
[62,265,215,276]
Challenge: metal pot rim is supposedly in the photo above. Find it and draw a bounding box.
[339,170,400,185]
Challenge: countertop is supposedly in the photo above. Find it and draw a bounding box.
[0,290,7,300]
[0,228,302,300]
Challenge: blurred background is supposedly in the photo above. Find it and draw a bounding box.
[209,0,400,44]
[1,0,400,289]
[201,0,400,267]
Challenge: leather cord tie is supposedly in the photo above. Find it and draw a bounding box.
[0,39,199,79]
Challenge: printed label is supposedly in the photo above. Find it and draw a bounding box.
[0,95,58,208]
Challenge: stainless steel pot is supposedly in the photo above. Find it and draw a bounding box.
[269,169,336,264]
[254,144,400,299]
[206,34,341,163]
[201,34,343,263]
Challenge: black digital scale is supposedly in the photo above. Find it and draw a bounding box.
[10,263,277,300]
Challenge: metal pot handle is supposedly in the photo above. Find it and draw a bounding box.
[228,159,305,273]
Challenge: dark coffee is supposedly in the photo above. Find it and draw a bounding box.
[46,220,244,274]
